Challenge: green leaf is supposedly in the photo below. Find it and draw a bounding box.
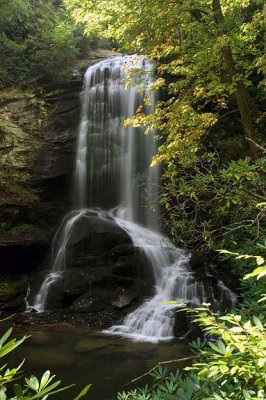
[73,384,92,400]
[40,371,52,390]
[25,375,39,391]
[13,384,24,398]
[0,329,12,348]
[219,365,229,374]
[0,387,7,400]
[229,327,243,333]
[198,368,208,378]
[253,316,263,330]
[258,358,265,368]
[0,336,27,358]
[209,341,225,355]
[230,366,239,375]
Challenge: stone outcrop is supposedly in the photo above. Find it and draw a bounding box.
[0,90,77,277]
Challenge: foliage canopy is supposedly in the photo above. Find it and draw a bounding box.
[0,0,93,87]
[64,0,265,262]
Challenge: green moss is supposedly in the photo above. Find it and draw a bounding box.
[0,223,48,245]
[0,170,38,205]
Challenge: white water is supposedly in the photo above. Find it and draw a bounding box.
[33,55,236,341]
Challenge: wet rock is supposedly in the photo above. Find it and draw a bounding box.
[34,131,76,182]
[0,275,28,312]
[173,307,202,339]
[0,243,46,274]
[0,224,48,247]
[70,214,132,259]
[110,287,137,308]
[70,294,110,313]
[110,252,150,280]
[0,86,76,278]
[0,117,38,171]
[39,255,152,312]
[43,270,91,309]
[190,252,206,269]
[62,270,91,296]
[44,279,65,310]
[110,243,136,260]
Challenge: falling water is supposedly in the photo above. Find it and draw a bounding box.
[33,210,87,312]
[33,55,236,340]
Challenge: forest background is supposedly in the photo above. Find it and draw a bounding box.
[0,0,265,399]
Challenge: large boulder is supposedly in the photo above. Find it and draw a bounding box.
[34,214,155,311]
[69,213,133,262]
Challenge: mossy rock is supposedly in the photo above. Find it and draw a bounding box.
[0,118,40,170]
[70,294,110,313]
[0,224,48,246]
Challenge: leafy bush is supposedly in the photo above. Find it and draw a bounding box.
[116,252,266,400]
[158,154,266,257]
[116,307,266,400]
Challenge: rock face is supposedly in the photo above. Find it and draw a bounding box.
[0,83,80,280]
[0,56,103,310]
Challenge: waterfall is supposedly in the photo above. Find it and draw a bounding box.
[33,55,236,341]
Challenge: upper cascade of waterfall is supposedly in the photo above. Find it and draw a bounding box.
[74,55,159,230]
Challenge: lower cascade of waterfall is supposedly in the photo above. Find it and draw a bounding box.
[32,55,237,342]
[103,216,237,343]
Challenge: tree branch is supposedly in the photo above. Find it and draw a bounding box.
[125,356,196,386]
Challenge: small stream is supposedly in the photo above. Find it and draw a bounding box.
[6,326,191,400]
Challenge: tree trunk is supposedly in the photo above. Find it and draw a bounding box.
[212,0,258,157]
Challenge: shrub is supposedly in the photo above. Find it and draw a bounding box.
[116,251,266,400]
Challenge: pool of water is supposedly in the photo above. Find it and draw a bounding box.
[6,325,191,400]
